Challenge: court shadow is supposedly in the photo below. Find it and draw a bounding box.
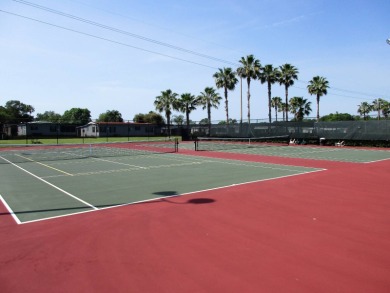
[152,191,215,205]
[0,203,123,216]
[153,191,178,197]
[187,198,215,204]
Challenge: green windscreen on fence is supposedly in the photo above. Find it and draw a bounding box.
[191,121,390,141]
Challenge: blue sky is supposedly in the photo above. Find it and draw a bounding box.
[1,0,389,122]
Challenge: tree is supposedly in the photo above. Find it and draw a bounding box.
[237,55,261,124]
[198,87,222,136]
[0,106,12,123]
[271,97,282,122]
[289,97,312,121]
[372,98,387,120]
[172,115,184,126]
[4,100,35,123]
[154,89,178,137]
[213,67,238,125]
[145,111,165,124]
[133,111,165,124]
[357,102,372,120]
[320,112,355,121]
[307,76,329,122]
[279,64,299,121]
[199,118,209,125]
[98,110,123,122]
[280,102,288,121]
[62,108,91,124]
[218,118,237,125]
[133,113,146,123]
[259,65,281,123]
[381,100,390,119]
[176,93,199,130]
[35,111,62,123]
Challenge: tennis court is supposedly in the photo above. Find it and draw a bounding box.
[1,138,390,293]
[185,138,390,163]
[0,141,321,224]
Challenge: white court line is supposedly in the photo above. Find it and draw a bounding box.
[0,193,22,224]
[13,207,99,225]
[92,157,147,169]
[0,156,98,224]
[363,157,390,164]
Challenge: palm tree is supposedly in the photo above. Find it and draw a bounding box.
[280,102,288,121]
[237,55,261,124]
[372,98,386,120]
[259,65,281,123]
[307,76,329,122]
[213,67,238,125]
[271,96,282,122]
[357,102,372,120]
[172,115,184,126]
[289,97,312,121]
[279,64,299,121]
[198,87,222,136]
[381,100,390,119]
[176,93,199,131]
[154,89,178,137]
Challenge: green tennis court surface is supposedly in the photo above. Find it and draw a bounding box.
[0,152,321,224]
[182,142,390,163]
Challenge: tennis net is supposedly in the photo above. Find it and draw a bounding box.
[195,135,289,151]
[0,138,178,164]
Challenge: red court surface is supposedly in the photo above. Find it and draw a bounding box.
[1,149,390,293]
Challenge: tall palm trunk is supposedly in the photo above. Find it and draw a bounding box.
[316,95,320,122]
[166,112,171,138]
[285,85,289,121]
[186,106,190,130]
[267,81,272,123]
[275,106,278,122]
[240,77,243,125]
[224,87,229,125]
[247,78,251,123]
[207,104,211,136]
